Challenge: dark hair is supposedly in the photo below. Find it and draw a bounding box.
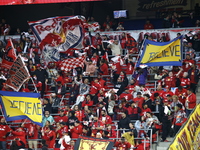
[143,94,150,98]
[176,103,183,109]
[154,92,159,97]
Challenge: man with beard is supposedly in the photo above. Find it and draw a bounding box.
[42,111,55,127]
[0,118,11,150]
[90,115,104,137]
[99,110,112,125]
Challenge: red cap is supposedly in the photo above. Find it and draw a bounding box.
[163,99,168,103]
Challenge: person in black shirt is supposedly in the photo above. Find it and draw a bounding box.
[32,64,48,98]
[43,98,52,114]
[118,112,130,130]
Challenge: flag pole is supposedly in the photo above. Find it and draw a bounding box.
[0,95,8,124]
[30,77,39,93]
[134,36,147,70]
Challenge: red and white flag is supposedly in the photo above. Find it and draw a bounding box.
[6,55,30,91]
[102,52,109,62]
[59,56,85,72]
[1,38,17,69]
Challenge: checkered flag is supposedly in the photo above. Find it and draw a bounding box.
[59,55,85,72]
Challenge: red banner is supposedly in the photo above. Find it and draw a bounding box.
[0,0,103,5]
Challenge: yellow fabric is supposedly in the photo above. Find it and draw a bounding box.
[122,132,135,146]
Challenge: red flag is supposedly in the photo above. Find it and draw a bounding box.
[102,52,109,62]
[1,38,17,69]
[59,56,85,72]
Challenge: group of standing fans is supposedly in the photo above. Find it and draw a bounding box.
[0,29,199,150]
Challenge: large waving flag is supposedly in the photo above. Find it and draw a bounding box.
[6,55,30,91]
[137,36,182,67]
[1,38,17,69]
[59,55,85,72]
[28,15,85,62]
[74,136,114,150]
[0,91,42,126]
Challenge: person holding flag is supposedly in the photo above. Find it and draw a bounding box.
[0,118,11,150]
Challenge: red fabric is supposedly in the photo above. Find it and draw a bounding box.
[124,62,134,75]
[99,115,112,125]
[150,90,164,100]
[174,88,187,105]
[54,115,68,123]
[112,62,122,74]
[141,108,152,116]
[127,84,136,94]
[119,93,133,101]
[186,93,196,109]
[70,124,82,139]
[75,110,83,121]
[180,78,190,88]
[90,120,104,137]
[189,70,197,84]
[0,124,11,141]
[12,129,26,145]
[144,23,154,30]
[82,100,94,107]
[90,82,101,95]
[23,123,39,139]
[62,140,74,150]
[161,91,174,99]
[114,141,131,150]
[55,76,65,85]
[133,97,144,109]
[100,63,109,75]
[120,37,126,49]
[164,76,176,87]
[43,130,56,148]
[57,126,68,138]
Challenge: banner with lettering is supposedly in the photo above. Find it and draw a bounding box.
[0,91,42,126]
[0,0,103,5]
[137,36,182,67]
[138,0,187,11]
[28,15,85,54]
[74,136,114,150]
[168,103,200,150]
[6,55,30,91]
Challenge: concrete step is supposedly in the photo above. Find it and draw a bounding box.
[156,137,174,150]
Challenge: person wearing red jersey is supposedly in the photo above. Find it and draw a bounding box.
[97,74,106,88]
[0,118,11,150]
[54,72,65,86]
[124,55,135,81]
[180,72,190,89]
[114,137,131,150]
[182,54,195,72]
[22,122,40,150]
[99,110,112,125]
[98,59,109,75]
[175,86,187,105]
[90,78,101,96]
[58,131,71,150]
[69,120,82,139]
[54,110,68,123]
[74,105,83,121]
[62,140,75,150]
[82,94,94,107]
[91,52,99,66]
[133,92,144,109]
[151,85,164,100]
[162,71,176,88]
[185,89,197,117]
[172,104,187,135]
[144,20,154,29]
[188,64,200,93]
[57,122,69,138]
[119,88,133,102]
[105,124,117,138]
[42,125,56,148]
[126,102,142,120]
[161,86,174,100]
[127,79,136,94]
[114,103,127,120]
[11,126,26,147]
[90,115,104,137]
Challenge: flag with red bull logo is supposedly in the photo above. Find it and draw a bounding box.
[28,15,85,61]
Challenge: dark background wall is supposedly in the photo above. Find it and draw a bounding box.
[0,0,122,33]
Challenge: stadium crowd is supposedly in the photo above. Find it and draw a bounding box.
[0,16,199,150]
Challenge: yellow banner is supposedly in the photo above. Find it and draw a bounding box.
[138,36,182,66]
[168,104,200,150]
[0,91,42,126]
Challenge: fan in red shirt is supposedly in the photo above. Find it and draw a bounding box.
[98,59,109,75]
[151,85,164,100]
[133,92,144,109]
[22,122,40,150]
[42,125,56,148]
[82,94,94,107]
[114,103,127,120]
[97,74,106,88]
[119,88,133,102]
[99,110,113,125]
[90,78,102,96]
[162,71,176,88]
[62,140,75,150]
[69,120,82,139]
[114,137,131,150]
[54,110,68,123]
[90,115,104,137]
[161,86,174,100]
[180,72,190,89]
[182,54,195,72]
[175,86,187,105]
[0,118,11,149]
[11,126,27,147]
[105,124,117,138]
[144,20,154,29]
[73,105,83,121]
